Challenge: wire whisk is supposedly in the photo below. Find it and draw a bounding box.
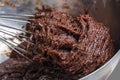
[0,13,35,61]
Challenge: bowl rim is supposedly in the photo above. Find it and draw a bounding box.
[80,49,120,80]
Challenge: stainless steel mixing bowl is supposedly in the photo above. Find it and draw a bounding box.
[0,0,120,80]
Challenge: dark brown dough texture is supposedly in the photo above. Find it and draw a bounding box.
[0,9,114,80]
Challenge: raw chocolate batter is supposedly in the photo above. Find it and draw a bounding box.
[0,8,114,80]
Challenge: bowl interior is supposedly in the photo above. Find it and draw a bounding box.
[0,0,119,79]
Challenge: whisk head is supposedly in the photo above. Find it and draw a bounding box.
[0,13,35,62]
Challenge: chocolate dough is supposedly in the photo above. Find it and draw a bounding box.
[0,8,114,80]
